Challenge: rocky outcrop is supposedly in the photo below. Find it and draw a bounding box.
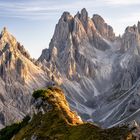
[11,87,135,140]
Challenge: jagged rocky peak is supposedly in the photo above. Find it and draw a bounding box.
[0,27,17,50]
[124,21,140,34]
[75,8,89,23]
[50,8,113,51]
[52,8,116,46]
[0,28,21,62]
[92,14,115,41]
[59,8,89,31]
[39,8,115,80]
[121,23,140,53]
[1,27,10,37]
[0,28,48,128]
[50,12,73,52]
[125,24,138,33]
[1,27,8,36]
[137,21,140,33]
[0,27,47,84]
[60,12,73,22]
[81,8,88,19]
[79,8,89,28]
[0,27,31,60]
[75,8,96,32]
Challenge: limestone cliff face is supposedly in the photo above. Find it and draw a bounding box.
[121,24,140,54]
[92,14,115,41]
[0,27,48,128]
[39,8,113,80]
[38,9,140,128]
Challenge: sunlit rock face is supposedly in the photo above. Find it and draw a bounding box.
[92,14,115,41]
[39,8,140,128]
[0,27,49,128]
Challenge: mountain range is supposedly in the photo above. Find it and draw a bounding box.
[0,8,140,131]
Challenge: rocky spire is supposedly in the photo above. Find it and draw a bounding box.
[60,12,71,22]
[39,8,114,80]
[1,27,8,35]
[137,21,140,34]
[0,27,31,61]
[1,27,13,41]
[92,14,115,41]
[0,27,17,48]
[80,8,88,28]
[121,24,140,53]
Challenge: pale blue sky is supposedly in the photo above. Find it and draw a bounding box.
[0,0,140,58]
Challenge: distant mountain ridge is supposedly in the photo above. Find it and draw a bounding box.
[0,8,140,129]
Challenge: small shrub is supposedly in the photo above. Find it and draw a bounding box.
[32,89,47,99]
[0,115,30,140]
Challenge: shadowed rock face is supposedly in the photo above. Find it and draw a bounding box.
[38,8,140,128]
[0,27,49,128]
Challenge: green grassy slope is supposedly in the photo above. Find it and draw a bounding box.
[0,87,136,140]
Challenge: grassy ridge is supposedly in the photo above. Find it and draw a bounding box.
[0,87,136,140]
[0,116,30,140]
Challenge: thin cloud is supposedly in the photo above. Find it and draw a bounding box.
[103,0,140,5]
[0,0,140,32]
[0,0,105,20]
[1,0,140,58]
[117,13,140,24]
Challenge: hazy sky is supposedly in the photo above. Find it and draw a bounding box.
[0,0,140,58]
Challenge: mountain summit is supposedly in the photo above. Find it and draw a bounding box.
[0,27,48,128]
[38,8,140,128]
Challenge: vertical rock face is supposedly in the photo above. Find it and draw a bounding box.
[121,25,140,54]
[92,14,115,41]
[0,27,48,128]
[38,8,140,128]
[79,8,91,31]
[39,8,114,80]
